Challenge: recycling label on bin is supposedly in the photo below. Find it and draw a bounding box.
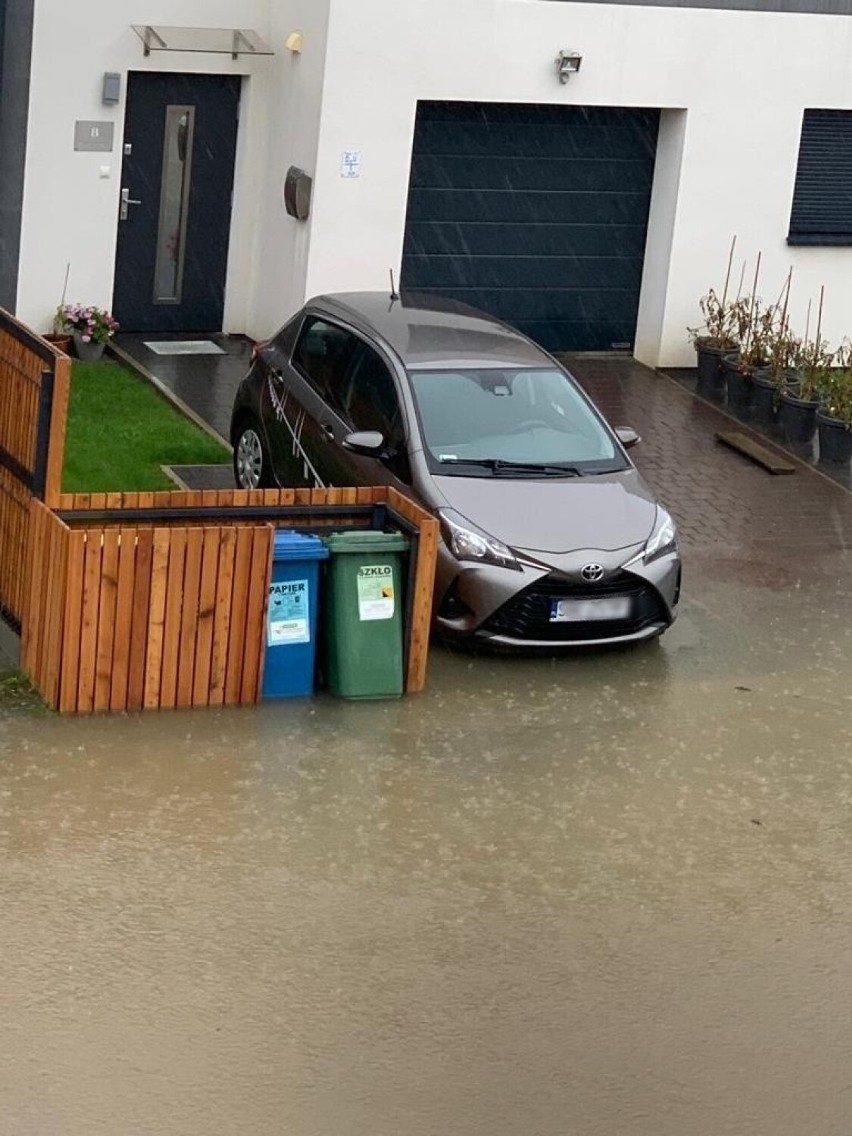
[268,579,310,644]
[357,564,395,621]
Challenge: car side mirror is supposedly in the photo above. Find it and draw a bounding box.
[342,430,385,457]
[615,427,640,450]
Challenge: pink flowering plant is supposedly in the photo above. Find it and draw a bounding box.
[57,303,119,345]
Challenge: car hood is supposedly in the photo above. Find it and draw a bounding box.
[430,471,658,553]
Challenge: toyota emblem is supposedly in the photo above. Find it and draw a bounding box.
[581,563,605,583]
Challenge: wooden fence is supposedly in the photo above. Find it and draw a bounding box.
[22,487,439,714]
[0,309,70,626]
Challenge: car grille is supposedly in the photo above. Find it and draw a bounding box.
[480,571,669,642]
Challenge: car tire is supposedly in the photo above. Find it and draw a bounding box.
[233,419,273,490]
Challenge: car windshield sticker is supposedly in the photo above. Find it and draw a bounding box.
[268,579,310,644]
[357,565,395,621]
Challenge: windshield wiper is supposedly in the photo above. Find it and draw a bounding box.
[437,457,582,476]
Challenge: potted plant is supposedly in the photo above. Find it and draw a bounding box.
[816,347,852,465]
[778,290,830,447]
[57,303,119,361]
[722,295,773,421]
[688,239,743,401]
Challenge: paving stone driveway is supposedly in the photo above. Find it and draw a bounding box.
[566,356,852,567]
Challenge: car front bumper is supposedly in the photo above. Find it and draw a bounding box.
[434,545,680,649]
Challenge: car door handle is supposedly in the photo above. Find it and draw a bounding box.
[320,423,335,442]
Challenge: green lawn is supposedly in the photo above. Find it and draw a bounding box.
[63,360,230,493]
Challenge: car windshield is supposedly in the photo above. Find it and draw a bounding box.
[408,367,627,475]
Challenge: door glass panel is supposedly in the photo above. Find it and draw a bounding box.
[154,105,194,304]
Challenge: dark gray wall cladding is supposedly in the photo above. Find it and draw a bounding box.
[401,102,659,352]
[542,0,852,12]
[0,0,34,313]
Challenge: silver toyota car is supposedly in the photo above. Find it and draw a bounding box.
[230,293,680,648]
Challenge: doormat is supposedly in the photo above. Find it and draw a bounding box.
[143,340,226,355]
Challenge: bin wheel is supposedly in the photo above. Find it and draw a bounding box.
[234,421,272,489]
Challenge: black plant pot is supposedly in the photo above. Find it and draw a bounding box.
[695,341,734,401]
[722,356,753,420]
[751,370,779,430]
[816,411,852,465]
[779,389,818,446]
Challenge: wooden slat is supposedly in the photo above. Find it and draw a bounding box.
[44,355,71,509]
[77,532,103,714]
[209,526,236,705]
[405,518,439,694]
[224,526,253,704]
[240,525,273,703]
[93,529,120,712]
[176,526,203,708]
[159,527,187,710]
[126,530,153,712]
[192,527,220,706]
[21,500,47,674]
[43,516,70,709]
[59,530,86,713]
[110,528,137,712]
[143,528,171,709]
[715,431,797,474]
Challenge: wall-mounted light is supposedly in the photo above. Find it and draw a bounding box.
[285,31,303,53]
[102,72,121,105]
[556,49,583,83]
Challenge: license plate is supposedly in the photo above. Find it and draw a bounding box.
[549,597,631,622]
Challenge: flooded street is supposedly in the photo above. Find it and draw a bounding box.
[3,575,852,1134]
[3,369,852,1134]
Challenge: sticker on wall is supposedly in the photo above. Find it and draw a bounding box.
[357,565,394,621]
[340,150,362,178]
[268,579,310,644]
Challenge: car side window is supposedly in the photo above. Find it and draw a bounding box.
[292,318,355,410]
[344,342,411,482]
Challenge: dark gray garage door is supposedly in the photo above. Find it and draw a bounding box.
[401,102,660,353]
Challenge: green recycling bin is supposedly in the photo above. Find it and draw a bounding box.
[321,531,410,699]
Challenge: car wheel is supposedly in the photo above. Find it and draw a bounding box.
[233,420,272,489]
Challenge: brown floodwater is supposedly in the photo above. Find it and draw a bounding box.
[2,544,852,1135]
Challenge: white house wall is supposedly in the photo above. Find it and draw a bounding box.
[15,0,852,364]
[17,0,276,333]
[306,0,852,365]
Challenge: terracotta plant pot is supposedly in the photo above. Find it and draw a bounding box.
[43,332,72,354]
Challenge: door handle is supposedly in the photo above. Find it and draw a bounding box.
[119,187,142,221]
[320,423,335,442]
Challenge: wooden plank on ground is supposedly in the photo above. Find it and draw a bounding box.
[715,431,796,474]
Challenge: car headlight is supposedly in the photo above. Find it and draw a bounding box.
[643,507,678,564]
[439,509,521,571]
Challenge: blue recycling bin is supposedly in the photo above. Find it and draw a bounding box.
[262,531,329,699]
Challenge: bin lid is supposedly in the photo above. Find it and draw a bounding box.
[323,530,410,554]
[273,530,330,561]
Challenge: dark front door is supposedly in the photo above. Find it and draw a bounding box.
[113,72,240,333]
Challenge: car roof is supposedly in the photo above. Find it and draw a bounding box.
[307,291,553,370]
